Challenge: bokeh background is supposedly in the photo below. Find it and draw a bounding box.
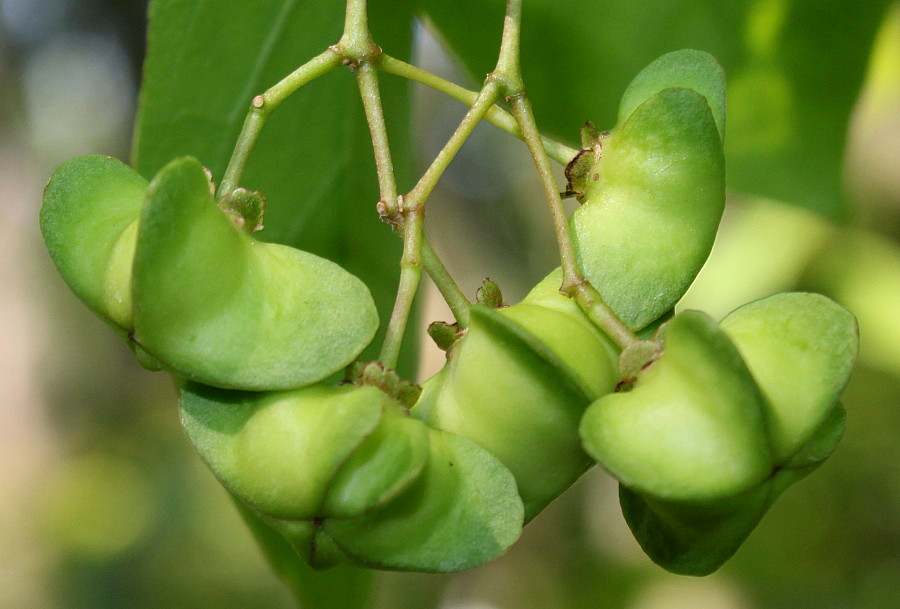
[2,1,899,608]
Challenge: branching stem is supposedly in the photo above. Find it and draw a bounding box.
[378,199,425,369]
[421,239,471,328]
[356,62,397,206]
[374,74,500,366]
[379,54,577,165]
[494,0,640,350]
[218,0,635,368]
[217,49,343,199]
[348,0,480,365]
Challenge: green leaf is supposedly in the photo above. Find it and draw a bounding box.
[232,499,376,609]
[132,157,379,390]
[133,0,418,374]
[421,0,891,219]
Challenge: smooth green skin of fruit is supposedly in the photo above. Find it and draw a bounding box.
[596,294,856,575]
[322,428,524,572]
[580,311,772,502]
[526,266,673,341]
[618,49,726,141]
[520,267,626,349]
[414,302,617,521]
[720,292,859,465]
[571,88,725,331]
[774,402,846,491]
[40,155,147,330]
[179,383,428,521]
[132,157,379,390]
[619,480,775,576]
[619,404,848,576]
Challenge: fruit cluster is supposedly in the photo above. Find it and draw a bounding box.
[40,50,857,575]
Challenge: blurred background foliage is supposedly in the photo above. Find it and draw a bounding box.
[1,0,899,608]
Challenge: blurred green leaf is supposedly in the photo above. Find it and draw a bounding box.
[133,0,418,373]
[234,499,375,609]
[420,0,891,219]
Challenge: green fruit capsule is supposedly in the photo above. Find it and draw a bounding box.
[580,311,772,502]
[179,382,429,521]
[319,428,524,572]
[579,311,772,575]
[132,156,379,390]
[42,154,379,389]
[40,155,147,331]
[570,60,725,331]
[183,382,524,573]
[720,292,859,465]
[583,294,858,575]
[617,49,726,141]
[618,480,775,576]
[414,283,618,521]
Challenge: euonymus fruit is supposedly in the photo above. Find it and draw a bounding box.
[41,155,379,389]
[617,49,726,140]
[180,382,524,572]
[580,293,858,574]
[581,311,773,502]
[38,37,860,586]
[40,155,148,334]
[569,51,726,331]
[414,274,618,521]
[720,292,857,465]
[180,383,429,520]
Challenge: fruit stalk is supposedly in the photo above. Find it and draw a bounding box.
[218,48,343,199]
[495,0,639,351]
[379,54,577,165]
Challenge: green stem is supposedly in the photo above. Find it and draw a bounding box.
[379,203,425,369]
[379,54,577,165]
[375,46,508,361]
[350,13,478,360]
[356,62,397,206]
[407,80,502,205]
[495,0,639,350]
[376,81,499,361]
[358,75,471,329]
[495,0,523,84]
[343,0,429,368]
[389,1,545,334]
[218,49,343,199]
[379,81,500,350]
[339,0,375,59]
[570,282,641,351]
[421,239,471,328]
[218,0,382,200]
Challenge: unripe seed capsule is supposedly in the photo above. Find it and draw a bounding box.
[415,282,618,521]
[40,154,380,390]
[570,88,725,331]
